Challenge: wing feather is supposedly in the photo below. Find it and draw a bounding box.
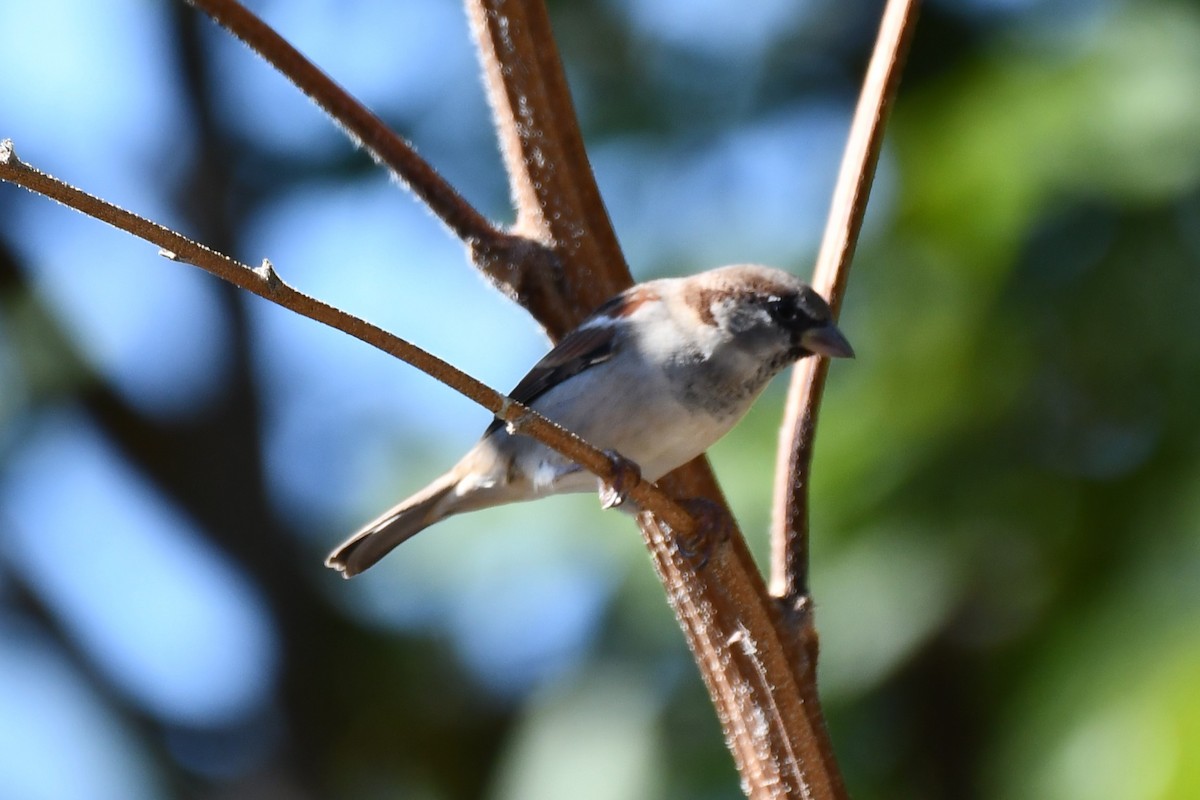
[483,320,620,437]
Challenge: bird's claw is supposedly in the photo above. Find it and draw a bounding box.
[598,450,641,510]
[674,498,734,569]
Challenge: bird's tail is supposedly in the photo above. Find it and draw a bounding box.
[325,472,460,578]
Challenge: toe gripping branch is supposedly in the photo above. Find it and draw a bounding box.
[596,451,731,569]
[674,498,734,569]
[598,449,641,510]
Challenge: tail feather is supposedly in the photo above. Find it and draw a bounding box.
[326,472,459,578]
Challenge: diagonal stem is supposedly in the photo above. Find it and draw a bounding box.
[770,0,922,603]
[0,139,694,537]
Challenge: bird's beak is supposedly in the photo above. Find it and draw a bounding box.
[801,322,855,359]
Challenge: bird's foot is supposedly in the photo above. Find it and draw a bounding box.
[674,498,734,569]
[598,450,641,510]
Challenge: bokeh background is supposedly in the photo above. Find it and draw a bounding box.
[2,0,1199,798]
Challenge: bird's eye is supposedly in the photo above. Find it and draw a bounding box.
[766,297,804,327]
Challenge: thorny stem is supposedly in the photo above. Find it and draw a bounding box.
[0,139,695,537]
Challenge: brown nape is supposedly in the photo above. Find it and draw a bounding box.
[591,284,661,320]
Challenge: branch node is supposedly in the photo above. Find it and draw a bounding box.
[0,138,18,166]
[469,232,577,334]
[159,248,179,261]
[499,397,536,436]
[254,258,281,292]
[496,395,518,431]
[496,394,513,422]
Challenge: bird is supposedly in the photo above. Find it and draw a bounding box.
[326,264,853,577]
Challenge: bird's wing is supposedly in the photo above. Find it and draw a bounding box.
[483,317,620,437]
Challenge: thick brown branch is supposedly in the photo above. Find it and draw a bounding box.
[185,0,502,248]
[470,0,840,790]
[468,3,854,796]
[0,139,694,536]
[467,0,630,327]
[770,0,921,603]
[649,469,849,799]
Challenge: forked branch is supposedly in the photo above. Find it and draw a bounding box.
[183,0,575,316]
[4,0,923,795]
[469,2,849,797]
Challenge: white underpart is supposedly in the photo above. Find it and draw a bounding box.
[532,459,566,490]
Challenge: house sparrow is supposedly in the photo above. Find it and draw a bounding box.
[327,264,853,577]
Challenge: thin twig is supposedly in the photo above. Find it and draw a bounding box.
[0,139,694,536]
[185,0,502,247]
[769,0,921,603]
